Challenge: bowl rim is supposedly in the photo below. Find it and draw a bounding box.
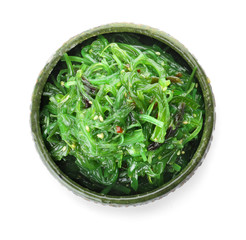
[31,22,215,206]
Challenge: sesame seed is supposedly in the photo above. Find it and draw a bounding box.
[93,115,98,120]
[182,151,185,154]
[177,151,181,156]
[193,114,197,117]
[155,51,161,55]
[89,101,92,104]
[85,126,90,132]
[162,86,167,91]
[71,143,76,150]
[183,121,188,124]
[61,81,64,86]
[97,133,104,139]
[99,115,104,122]
[195,83,198,88]
[62,146,66,151]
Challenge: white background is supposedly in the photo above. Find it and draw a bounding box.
[1,0,245,239]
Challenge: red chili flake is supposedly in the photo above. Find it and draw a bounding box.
[176,72,182,77]
[116,126,123,133]
[154,102,158,109]
[137,69,141,73]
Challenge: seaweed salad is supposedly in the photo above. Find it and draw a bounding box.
[40,33,204,195]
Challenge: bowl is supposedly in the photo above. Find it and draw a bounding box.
[31,23,215,206]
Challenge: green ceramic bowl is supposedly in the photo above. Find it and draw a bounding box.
[31,23,215,206]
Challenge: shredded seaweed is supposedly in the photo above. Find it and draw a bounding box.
[40,33,204,195]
